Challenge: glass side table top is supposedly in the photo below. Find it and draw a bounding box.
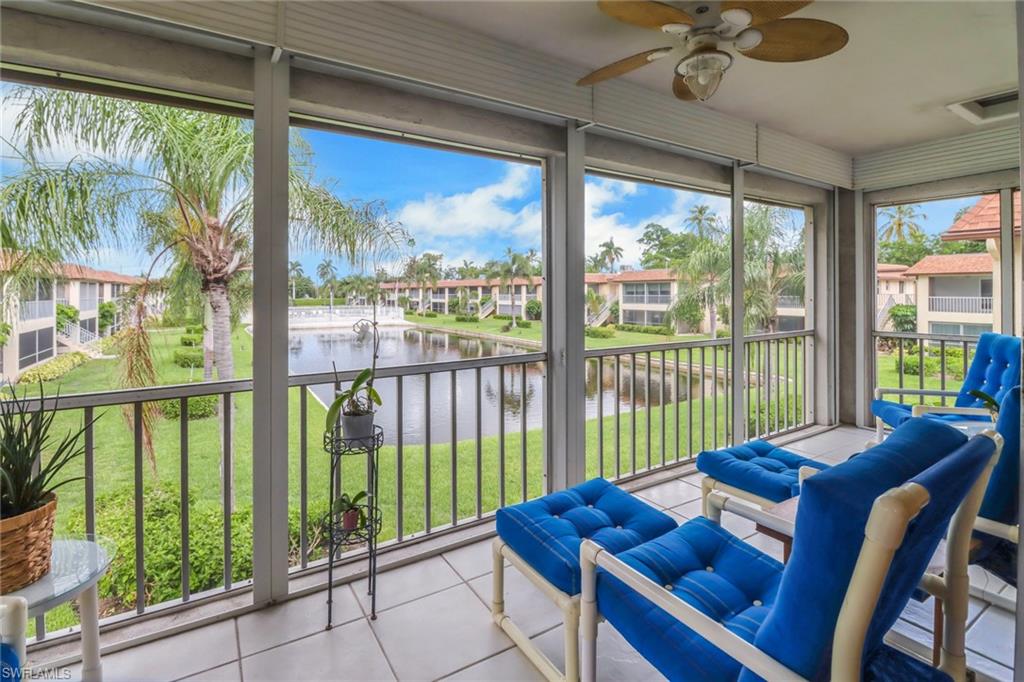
[946,420,996,437]
[8,536,114,617]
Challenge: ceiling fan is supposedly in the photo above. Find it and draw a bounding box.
[577,1,849,102]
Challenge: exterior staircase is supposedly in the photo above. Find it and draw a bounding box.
[478,299,496,319]
[57,321,105,358]
[587,296,616,327]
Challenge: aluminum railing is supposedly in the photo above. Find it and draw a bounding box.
[621,294,671,305]
[581,330,814,482]
[872,331,979,406]
[19,352,545,643]
[287,305,405,321]
[776,295,805,307]
[19,299,54,321]
[58,320,100,345]
[927,296,993,314]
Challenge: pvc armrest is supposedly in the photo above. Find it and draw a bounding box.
[910,404,992,418]
[975,517,1019,544]
[705,491,795,538]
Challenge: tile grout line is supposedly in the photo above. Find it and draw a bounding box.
[234,618,244,682]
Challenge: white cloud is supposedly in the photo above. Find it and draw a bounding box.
[583,178,730,268]
[397,165,542,252]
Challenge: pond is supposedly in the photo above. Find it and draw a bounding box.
[288,328,723,445]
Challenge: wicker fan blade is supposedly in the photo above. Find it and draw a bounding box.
[597,1,693,29]
[721,1,812,25]
[672,75,697,101]
[577,48,673,86]
[740,18,848,62]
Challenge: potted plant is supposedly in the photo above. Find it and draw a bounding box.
[326,367,382,441]
[333,490,368,532]
[1,386,90,594]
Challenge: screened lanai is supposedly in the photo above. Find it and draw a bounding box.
[0,1,1021,681]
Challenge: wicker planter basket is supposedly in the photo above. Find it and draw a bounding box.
[0,494,57,594]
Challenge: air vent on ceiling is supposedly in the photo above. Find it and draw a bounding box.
[947,90,1019,125]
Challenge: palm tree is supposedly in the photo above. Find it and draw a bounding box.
[744,253,804,333]
[585,288,605,321]
[598,238,624,273]
[490,248,531,328]
[317,258,337,298]
[404,253,442,315]
[879,204,926,242]
[670,238,731,339]
[288,261,304,301]
[685,204,722,240]
[586,253,605,272]
[4,87,409,389]
[456,259,479,279]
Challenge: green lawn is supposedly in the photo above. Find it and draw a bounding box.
[409,312,714,349]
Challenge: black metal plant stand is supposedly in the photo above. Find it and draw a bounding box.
[324,424,383,627]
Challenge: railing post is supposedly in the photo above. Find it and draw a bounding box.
[544,123,586,491]
[252,46,290,605]
[729,162,746,445]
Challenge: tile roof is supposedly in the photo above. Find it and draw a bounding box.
[876,263,910,280]
[608,268,674,282]
[941,192,1021,242]
[903,253,993,276]
[55,263,146,285]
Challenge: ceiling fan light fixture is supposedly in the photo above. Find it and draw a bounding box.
[677,50,732,101]
[734,27,763,50]
[720,7,752,27]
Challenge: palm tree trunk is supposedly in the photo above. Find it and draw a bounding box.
[709,300,717,340]
[208,281,235,510]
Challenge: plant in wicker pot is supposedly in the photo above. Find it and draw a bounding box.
[0,387,89,593]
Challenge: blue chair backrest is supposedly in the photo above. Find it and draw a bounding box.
[979,386,1020,526]
[740,418,993,681]
[955,332,1021,408]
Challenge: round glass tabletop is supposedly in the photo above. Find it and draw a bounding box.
[946,420,995,438]
[7,536,115,617]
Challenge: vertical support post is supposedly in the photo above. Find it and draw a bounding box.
[1013,2,1024,674]
[545,124,586,491]
[853,189,870,426]
[729,162,746,444]
[252,47,290,605]
[998,187,1014,334]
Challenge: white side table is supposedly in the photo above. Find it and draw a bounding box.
[11,538,113,682]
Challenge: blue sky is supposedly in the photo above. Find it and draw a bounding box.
[875,195,980,238]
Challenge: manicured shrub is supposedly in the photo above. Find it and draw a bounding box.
[894,353,940,377]
[422,311,438,318]
[492,314,512,321]
[179,334,202,347]
[98,301,117,334]
[174,348,204,368]
[514,320,532,328]
[584,326,615,339]
[613,323,673,336]
[18,352,89,383]
[64,484,331,612]
[887,304,917,333]
[158,394,218,420]
[525,299,542,321]
[454,315,478,323]
[185,325,205,335]
[56,303,79,330]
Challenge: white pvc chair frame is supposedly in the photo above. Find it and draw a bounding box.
[579,431,1001,682]
[700,466,821,517]
[491,539,581,682]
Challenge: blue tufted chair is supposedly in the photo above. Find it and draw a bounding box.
[872,332,1020,442]
[493,477,676,681]
[696,440,830,512]
[580,418,1001,682]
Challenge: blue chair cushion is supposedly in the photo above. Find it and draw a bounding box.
[697,440,830,503]
[863,644,952,682]
[973,386,1020,586]
[596,517,783,682]
[495,478,676,595]
[742,418,970,681]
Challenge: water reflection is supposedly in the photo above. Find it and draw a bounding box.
[288,328,724,445]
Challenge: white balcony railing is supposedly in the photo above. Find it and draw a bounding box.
[777,295,804,308]
[928,296,992,314]
[79,297,99,312]
[19,299,54,321]
[288,305,406,321]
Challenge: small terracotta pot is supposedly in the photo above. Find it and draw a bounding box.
[342,508,362,531]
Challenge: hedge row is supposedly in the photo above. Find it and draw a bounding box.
[158,395,219,420]
[174,348,204,368]
[18,352,89,383]
[613,323,672,336]
[180,334,202,347]
[185,325,204,335]
[584,326,615,339]
[454,315,478,323]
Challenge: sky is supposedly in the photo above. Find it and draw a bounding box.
[2,80,988,281]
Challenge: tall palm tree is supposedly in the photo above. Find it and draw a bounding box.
[743,253,804,333]
[585,288,605,320]
[404,253,442,315]
[491,248,531,328]
[878,204,926,242]
[456,259,479,279]
[670,238,731,339]
[586,253,605,272]
[288,261,304,301]
[598,238,624,273]
[685,204,722,240]
[3,87,409,388]
[316,258,337,298]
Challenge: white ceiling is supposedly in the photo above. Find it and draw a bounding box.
[395,1,1018,156]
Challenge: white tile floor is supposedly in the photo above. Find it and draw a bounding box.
[41,425,1015,681]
